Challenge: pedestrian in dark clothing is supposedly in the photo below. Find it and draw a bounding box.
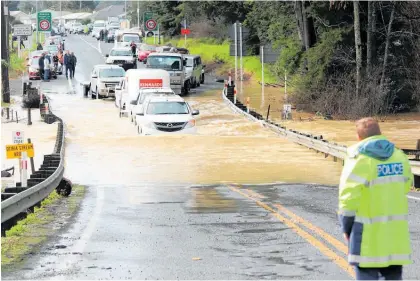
[38,53,45,80]
[99,29,103,41]
[20,38,25,49]
[104,29,109,41]
[37,43,43,50]
[64,50,71,79]
[70,52,77,78]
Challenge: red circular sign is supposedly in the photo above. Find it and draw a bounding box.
[145,19,157,31]
[39,19,50,31]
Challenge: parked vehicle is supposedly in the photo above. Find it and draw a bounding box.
[105,47,137,71]
[115,69,171,115]
[28,57,41,80]
[135,95,199,135]
[128,88,175,123]
[89,65,126,99]
[184,55,204,88]
[106,28,117,43]
[146,52,189,95]
[116,32,142,48]
[138,44,156,62]
[92,20,106,38]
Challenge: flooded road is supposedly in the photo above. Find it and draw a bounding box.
[4,34,420,280]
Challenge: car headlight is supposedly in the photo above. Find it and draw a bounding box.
[144,121,155,129]
[184,119,196,129]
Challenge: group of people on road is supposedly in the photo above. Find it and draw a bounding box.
[63,50,77,79]
[37,50,77,81]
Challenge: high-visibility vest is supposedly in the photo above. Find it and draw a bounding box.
[338,135,414,268]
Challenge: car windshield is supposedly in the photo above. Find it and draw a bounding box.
[140,45,156,52]
[147,56,182,71]
[146,102,189,115]
[99,68,125,78]
[123,35,140,43]
[45,45,58,52]
[110,49,132,56]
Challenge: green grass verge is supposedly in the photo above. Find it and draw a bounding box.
[1,185,86,268]
[147,37,278,83]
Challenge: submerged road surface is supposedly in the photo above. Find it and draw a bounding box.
[3,34,420,280]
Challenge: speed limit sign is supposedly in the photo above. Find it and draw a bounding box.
[39,20,50,31]
[145,19,157,31]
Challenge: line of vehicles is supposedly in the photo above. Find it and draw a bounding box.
[85,41,208,135]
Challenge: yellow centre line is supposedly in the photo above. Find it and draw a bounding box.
[273,203,348,254]
[228,185,355,278]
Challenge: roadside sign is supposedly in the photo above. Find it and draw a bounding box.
[140,79,163,88]
[6,143,35,159]
[12,131,24,144]
[143,12,158,32]
[13,24,32,36]
[181,28,190,35]
[284,104,292,113]
[37,12,52,32]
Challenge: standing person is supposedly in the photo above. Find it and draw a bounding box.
[38,53,45,80]
[43,54,51,82]
[99,29,104,41]
[104,29,109,42]
[70,52,77,79]
[64,50,71,79]
[338,117,413,280]
[20,37,25,49]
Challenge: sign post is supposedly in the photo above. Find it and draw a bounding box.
[261,45,265,107]
[37,12,52,33]
[21,152,28,188]
[143,11,158,36]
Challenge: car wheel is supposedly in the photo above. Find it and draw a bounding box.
[89,85,95,99]
[197,80,201,87]
[183,81,190,96]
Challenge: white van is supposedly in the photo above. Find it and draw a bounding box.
[92,20,106,38]
[184,55,203,88]
[115,69,171,116]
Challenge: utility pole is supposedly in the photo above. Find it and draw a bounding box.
[36,0,38,44]
[234,22,238,87]
[261,45,264,107]
[239,23,243,97]
[125,0,127,20]
[79,0,82,12]
[137,0,140,28]
[2,1,11,103]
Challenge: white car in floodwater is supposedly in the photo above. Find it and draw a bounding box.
[135,95,199,135]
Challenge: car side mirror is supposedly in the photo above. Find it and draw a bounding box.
[183,59,187,66]
[203,64,206,68]
[192,110,199,116]
[105,54,109,57]
[130,100,137,105]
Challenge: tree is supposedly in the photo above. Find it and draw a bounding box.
[353,1,362,99]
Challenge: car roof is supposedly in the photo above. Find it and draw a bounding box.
[94,64,125,70]
[147,95,185,103]
[148,52,182,57]
[111,47,131,51]
[140,88,174,94]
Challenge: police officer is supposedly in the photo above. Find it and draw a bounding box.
[338,117,413,280]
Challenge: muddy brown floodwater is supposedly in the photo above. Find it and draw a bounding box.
[49,89,344,187]
[236,80,420,149]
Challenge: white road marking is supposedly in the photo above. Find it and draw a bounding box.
[78,35,101,54]
[408,195,420,201]
[97,40,102,54]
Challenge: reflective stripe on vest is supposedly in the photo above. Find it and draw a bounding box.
[338,209,356,216]
[355,214,408,224]
[347,173,408,188]
[349,254,411,264]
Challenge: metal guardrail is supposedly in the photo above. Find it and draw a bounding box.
[1,100,65,224]
[222,87,420,178]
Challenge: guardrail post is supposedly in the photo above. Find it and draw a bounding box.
[21,152,28,188]
[416,139,420,160]
[266,104,271,120]
[246,97,250,113]
[28,138,35,173]
[6,107,9,119]
[27,108,32,125]
[16,111,18,123]
[234,88,237,104]
[11,109,14,121]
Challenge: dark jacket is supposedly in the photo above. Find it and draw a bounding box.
[64,54,70,66]
[38,55,45,69]
[70,54,77,66]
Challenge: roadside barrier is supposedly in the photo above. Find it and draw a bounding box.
[222,84,420,187]
[1,94,67,236]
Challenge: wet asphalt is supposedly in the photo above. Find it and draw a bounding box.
[2,34,420,280]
